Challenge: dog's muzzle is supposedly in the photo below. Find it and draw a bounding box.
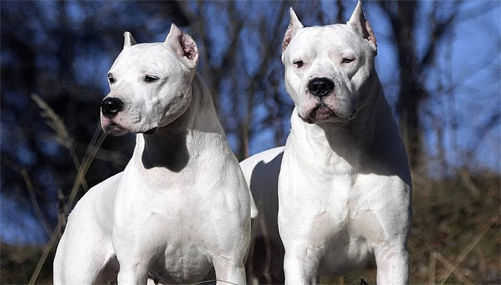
[101,97,124,118]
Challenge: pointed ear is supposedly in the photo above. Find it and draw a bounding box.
[347,1,377,54]
[165,24,199,69]
[282,8,304,53]
[123,31,137,48]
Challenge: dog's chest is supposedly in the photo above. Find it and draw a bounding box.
[304,180,375,275]
[140,206,215,283]
[316,172,392,272]
[114,187,217,282]
[151,242,212,283]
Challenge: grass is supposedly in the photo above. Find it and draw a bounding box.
[2,172,498,284]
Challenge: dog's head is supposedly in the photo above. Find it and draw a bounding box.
[282,1,377,124]
[101,24,198,135]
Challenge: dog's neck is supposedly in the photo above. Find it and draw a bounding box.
[320,71,384,148]
[290,70,399,173]
[134,73,225,172]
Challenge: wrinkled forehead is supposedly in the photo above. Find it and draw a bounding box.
[110,43,182,72]
[286,24,365,57]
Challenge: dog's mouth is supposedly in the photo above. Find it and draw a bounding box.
[101,120,126,135]
[142,127,158,135]
[301,104,335,124]
[312,104,334,121]
[301,100,357,124]
[102,119,158,136]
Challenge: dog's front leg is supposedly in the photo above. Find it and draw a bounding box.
[212,257,246,285]
[116,258,150,285]
[374,243,409,285]
[281,243,324,285]
[114,235,153,285]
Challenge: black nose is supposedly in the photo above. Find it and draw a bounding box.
[101,97,124,118]
[308,77,334,98]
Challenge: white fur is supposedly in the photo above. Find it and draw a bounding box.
[54,24,251,285]
[241,2,412,284]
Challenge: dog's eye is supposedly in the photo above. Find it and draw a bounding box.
[293,60,304,68]
[144,75,159,83]
[342,57,355,64]
[107,73,115,84]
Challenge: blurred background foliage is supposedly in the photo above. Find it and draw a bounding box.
[1,0,499,284]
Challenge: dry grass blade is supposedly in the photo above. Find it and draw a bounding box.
[31,94,72,149]
[21,169,52,238]
[434,251,473,284]
[29,124,107,285]
[28,222,62,285]
[439,213,500,284]
[428,251,436,285]
[215,279,239,285]
[65,125,107,215]
[1,158,52,238]
[30,94,89,190]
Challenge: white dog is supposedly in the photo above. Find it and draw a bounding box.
[54,24,252,285]
[241,2,412,284]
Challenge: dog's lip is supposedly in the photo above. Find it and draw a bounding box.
[104,121,123,132]
[103,119,157,135]
[102,121,128,136]
[141,127,158,135]
[300,104,334,124]
[301,103,355,124]
[311,105,334,122]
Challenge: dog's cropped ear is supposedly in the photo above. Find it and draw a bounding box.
[123,31,137,48]
[282,8,304,53]
[347,1,377,54]
[165,24,199,69]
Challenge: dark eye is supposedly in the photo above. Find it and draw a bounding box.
[293,60,304,68]
[107,73,115,84]
[144,75,159,83]
[342,57,355,64]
